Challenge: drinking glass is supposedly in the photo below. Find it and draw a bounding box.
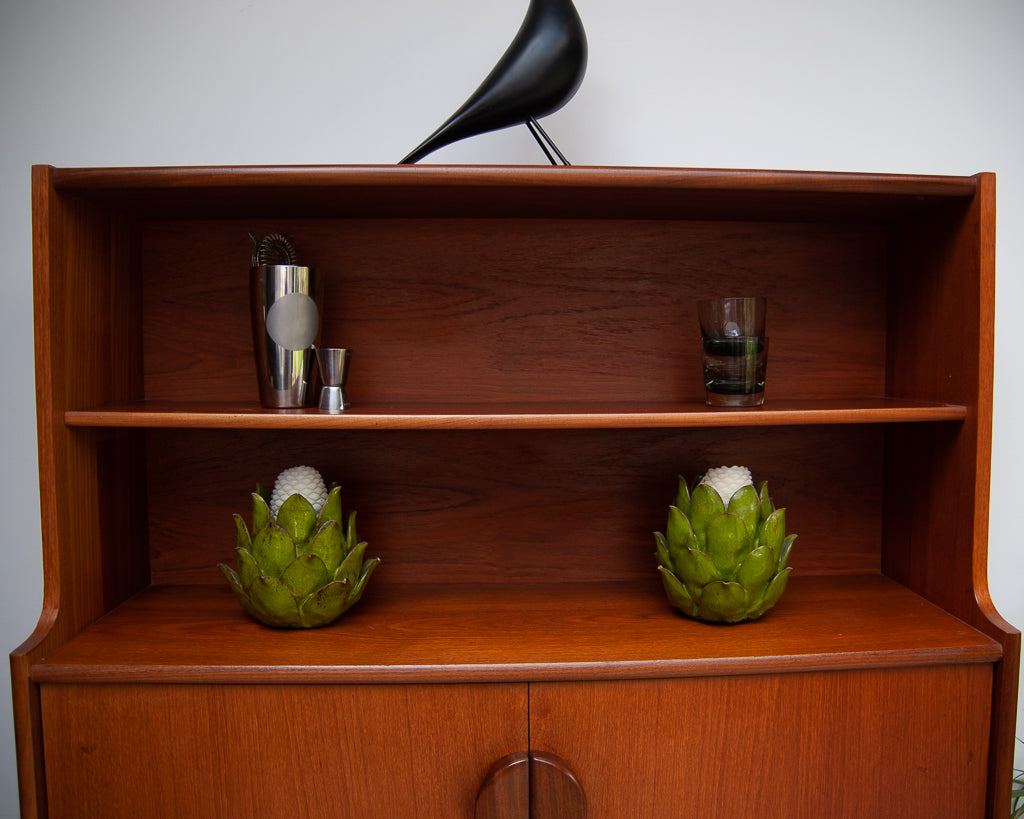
[698,297,767,407]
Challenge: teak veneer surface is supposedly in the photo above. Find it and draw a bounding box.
[65,398,967,429]
[41,681,528,819]
[530,667,993,818]
[49,164,978,221]
[33,576,1000,684]
[14,165,1019,819]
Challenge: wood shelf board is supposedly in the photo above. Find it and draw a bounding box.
[48,165,978,221]
[65,399,968,430]
[32,575,1000,685]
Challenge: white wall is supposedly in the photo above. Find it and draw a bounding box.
[1,0,1022,813]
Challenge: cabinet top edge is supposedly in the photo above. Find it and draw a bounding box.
[42,163,982,197]
[36,164,983,221]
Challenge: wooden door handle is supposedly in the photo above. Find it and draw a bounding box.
[476,752,530,819]
[530,751,586,819]
[475,750,586,819]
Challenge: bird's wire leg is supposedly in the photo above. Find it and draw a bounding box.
[526,117,571,165]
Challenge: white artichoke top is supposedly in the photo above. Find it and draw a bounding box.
[700,465,753,505]
[270,465,328,517]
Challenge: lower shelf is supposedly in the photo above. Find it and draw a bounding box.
[32,575,1001,685]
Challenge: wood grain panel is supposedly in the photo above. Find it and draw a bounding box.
[530,752,586,819]
[530,666,993,818]
[142,218,887,406]
[50,164,977,222]
[41,682,527,819]
[475,753,529,819]
[144,425,885,585]
[65,398,969,430]
[12,167,149,818]
[16,165,1016,819]
[33,578,1000,685]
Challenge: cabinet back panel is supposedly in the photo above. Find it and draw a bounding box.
[142,218,887,404]
[146,425,884,585]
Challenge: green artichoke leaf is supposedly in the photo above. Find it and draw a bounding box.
[688,484,726,549]
[758,482,774,520]
[308,519,344,572]
[751,567,792,618]
[778,533,797,571]
[347,555,382,608]
[281,553,331,600]
[727,484,761,536]
[345,510,359,552]
[276,493,318,547]
[255,482,271,505]
[251,492,272,534]
[666,505,696,555]
[317,486,343,530]
[247,575,303,628]
[654,531,673,571]
[658,566,697,616]
[737,545,776,596]
[251,523,297,578]
[233,514,252,551]
[357,555,381,584]
[218,563,246,603]
[335,541,368,588]
[758,508,787,563]
[673,475,693,518]
[704,512,751,579]
[675,546,720,590]
[697,580,748,623]
[300,579,350,627]
[236,546,261,591]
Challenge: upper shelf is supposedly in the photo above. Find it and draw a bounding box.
[64,398,968,430]
[48,164,980,222]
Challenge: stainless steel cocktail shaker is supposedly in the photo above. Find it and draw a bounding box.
[250,263,320,407]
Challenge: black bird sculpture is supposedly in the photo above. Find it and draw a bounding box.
[399,0,588,165]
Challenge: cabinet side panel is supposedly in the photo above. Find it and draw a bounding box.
[884,198,987,613]
[883,176,1018,816]
[40,682,528,819]
[13,168,149,817]
[530,667,992,819]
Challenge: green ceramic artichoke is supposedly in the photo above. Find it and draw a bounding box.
[655,467,794,624]
[219,480,380,628]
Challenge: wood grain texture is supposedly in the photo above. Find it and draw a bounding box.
[881,172,1020,816]
[475,753,529,819]
[142,425,887,584]
[13,164,1018,819]
[49,164,978,222]
[141,218,888,406]
[529,753,586,819]
[32,577,1000,685]
[40,682,528,819]
[11,167,149,818]
[64,398,968,429]
[529,667,993,818]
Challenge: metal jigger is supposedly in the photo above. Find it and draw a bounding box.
[315,348,351,412]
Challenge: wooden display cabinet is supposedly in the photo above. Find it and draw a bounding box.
[11,164,1020,817]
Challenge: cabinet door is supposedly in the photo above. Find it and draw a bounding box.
[41,681,528,818]
[530,665,992,819]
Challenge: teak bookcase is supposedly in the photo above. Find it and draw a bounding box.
[12,164,1020,818]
